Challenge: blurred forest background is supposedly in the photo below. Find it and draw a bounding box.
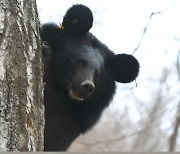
[37,0,180,151]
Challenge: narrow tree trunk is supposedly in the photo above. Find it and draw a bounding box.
[0,0,44,151]
[169,104,180,151]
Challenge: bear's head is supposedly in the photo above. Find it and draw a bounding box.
[42,4,140,102]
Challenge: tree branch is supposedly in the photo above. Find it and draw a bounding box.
[132,0,178,55]
[75,123,162,147]
[176,50,180,80]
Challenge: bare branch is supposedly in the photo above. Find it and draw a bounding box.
[132,0,178,55]
[176,51,180,80]
[132,12,160,55]
[74,123,162,147]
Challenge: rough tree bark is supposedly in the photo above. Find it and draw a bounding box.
[0,0,44,151]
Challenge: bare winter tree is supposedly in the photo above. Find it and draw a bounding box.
[0,0,44,151]
[169,53,180,151]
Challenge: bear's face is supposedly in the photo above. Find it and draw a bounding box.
[41,4,140,102]
[55,39,106,101]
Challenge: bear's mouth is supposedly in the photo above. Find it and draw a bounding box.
[69,87,84,101]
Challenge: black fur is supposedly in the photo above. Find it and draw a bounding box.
[40,4,139,151]
[108,54,140,83]
[62,4,93,36]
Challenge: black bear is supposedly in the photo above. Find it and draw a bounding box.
[40,4,139,151]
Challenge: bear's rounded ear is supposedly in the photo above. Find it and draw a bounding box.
[108,54,140,83]
[61,4,93,36]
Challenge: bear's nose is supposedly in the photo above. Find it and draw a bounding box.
[81,80,95,94]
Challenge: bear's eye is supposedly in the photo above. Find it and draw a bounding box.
[67,60,85,76]
[94,70,101,81]
[68,59,87,73]
[73,59,87,66]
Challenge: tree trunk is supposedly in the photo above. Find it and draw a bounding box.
[169,103,180,151]
[0,0,44,151]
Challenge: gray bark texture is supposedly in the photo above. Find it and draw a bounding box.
[0,0,44,151]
